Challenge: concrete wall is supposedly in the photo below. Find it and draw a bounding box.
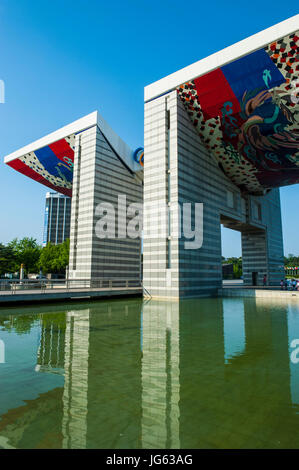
[69,125,143,284]
[143,92,284,298]
[242,189,284,286]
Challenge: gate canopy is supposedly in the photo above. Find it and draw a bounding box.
[4,111,143,197]
[145,15,299,195]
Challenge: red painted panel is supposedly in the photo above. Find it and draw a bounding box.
[194,68,241,120]
[49,138,74,166]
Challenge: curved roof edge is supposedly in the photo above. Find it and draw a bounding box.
[144,14,299,102]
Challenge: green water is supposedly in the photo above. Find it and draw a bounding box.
[0,297,299,449]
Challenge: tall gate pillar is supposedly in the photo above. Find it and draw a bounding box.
[143,92,284,298]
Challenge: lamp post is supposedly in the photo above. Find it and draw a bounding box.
[20,263,24,280]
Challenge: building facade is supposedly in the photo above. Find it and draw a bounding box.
[142,16,298,298]
[43,192,71,246]
[143,92,285,298]
[4,111,143,285]
[68,124,143,284]
[3,15,298,298]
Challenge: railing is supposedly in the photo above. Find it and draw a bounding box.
[0,278,142,295]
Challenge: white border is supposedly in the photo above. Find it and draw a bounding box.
[144,14,299,102]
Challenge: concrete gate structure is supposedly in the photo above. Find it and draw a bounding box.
[3,15,299,299]
[143,15,299,298]
[4,111,144,286]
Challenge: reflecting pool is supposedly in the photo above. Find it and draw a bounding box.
[0,297,299,449]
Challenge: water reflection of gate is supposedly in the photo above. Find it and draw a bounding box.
[62,310,90,449]
[255,297,299,408]
[35,310,90,448]
[29,296,299,448]
[36,314,66,375]
[141,301,180,449]
[287,303,299,407]
[141,297,299,448]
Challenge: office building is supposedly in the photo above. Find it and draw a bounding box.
[43,192,71,246]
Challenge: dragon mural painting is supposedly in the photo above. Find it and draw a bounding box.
[177,31,299,195]
[5,31,297,197]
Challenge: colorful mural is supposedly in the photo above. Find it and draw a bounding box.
[6,135,75,197]
[5,31,298,197]
[6,134,144,196]
[177,31,299,194]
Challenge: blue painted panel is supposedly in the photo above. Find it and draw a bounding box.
[221,48,285,101]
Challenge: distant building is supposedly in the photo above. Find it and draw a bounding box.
[43,192,71,246]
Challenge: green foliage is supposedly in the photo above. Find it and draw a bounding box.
[0,238,69,277]
[0,243,17,276]
[284,254,299,267]
[8,237,41,273]
[233,263,242,279]
[222,256,242,279]
[222,253,299,280]
[0,315,37,334]
[38,239,70,274]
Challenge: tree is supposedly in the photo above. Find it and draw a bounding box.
[58,238,70,271]
[0,243,17,276]
[0,237,70,278]
[285,254,299,267]
[8,237,41,273]
[224,256,243,279]
[38,239,70,274]
[233,263,242,279]
[38,243,56,273]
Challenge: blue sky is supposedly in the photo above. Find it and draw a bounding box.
[0,0,298,257]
